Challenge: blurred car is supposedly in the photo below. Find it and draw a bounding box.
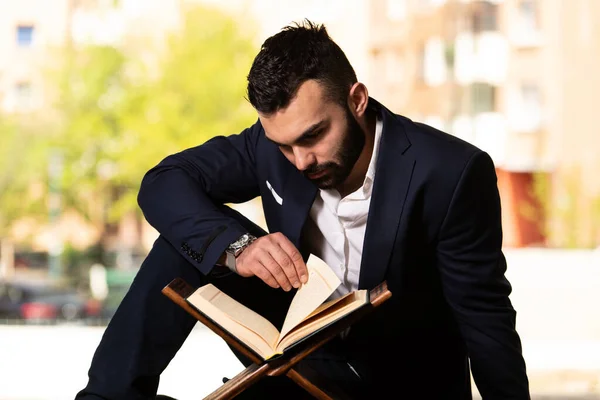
[0,279,102,323]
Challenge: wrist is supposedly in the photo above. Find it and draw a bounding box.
[224,233,256,273]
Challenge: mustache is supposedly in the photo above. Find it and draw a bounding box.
[304,162,337,176]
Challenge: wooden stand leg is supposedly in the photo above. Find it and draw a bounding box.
[286,369,333,400]
[203,363,351,400]
[203,363,270,400]
[163,278,391,400]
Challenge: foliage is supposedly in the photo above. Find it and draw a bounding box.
[533,169,600,248]
[0,117,50,237]
[48,44,127,227]
[110,6,259,219]
[36,5,257,235]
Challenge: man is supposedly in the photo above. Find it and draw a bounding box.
[76,20,530,399]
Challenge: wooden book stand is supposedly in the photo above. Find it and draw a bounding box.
[162,278,392,399]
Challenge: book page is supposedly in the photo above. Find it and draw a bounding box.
[188,284,281,350]
[304,290,354,320]
[276,290,367,353]
[277,255,341,341]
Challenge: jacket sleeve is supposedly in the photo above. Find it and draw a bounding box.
[137,120,263,275]
[436,151,530,399]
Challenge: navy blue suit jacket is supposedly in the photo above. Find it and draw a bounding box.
[138,99,529,399]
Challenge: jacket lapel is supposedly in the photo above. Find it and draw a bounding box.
[271,99,415,280]
[359,103,415,290]
[280,167,317,251]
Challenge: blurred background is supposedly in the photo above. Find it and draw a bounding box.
[0,0,599,399]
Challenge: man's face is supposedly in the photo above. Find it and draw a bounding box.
[259,80,364,189]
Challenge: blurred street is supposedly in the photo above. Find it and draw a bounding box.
[1,248,599,400]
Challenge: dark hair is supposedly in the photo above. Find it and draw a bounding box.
[247,19,357,114]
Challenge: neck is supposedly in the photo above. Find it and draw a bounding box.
[336,109,377,198]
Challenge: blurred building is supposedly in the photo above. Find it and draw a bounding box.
[0,0,598,259]
[0,0,187,115]
[0,0,71,113]
[0,0,185,267]
[367,0,600,248]
[0,0,374,263]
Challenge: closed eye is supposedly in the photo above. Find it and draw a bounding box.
[265,119,329,148]
[298,128,324,145]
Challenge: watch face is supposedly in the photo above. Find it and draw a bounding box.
[232,234,250,249]
[228,234,255,256]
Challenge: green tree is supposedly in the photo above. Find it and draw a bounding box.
[50,44,127,228]
[0,116,50,277]
[0,117,49,237]
[47,5,258,248]
[0,5,259,273]
[112,5,259,217]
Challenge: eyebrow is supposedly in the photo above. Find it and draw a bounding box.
[265,119,327,147]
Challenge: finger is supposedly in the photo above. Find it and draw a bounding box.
[251,258,280,289]
[274,233,308,284]
[268,242,301,288]
[258,248,294,291]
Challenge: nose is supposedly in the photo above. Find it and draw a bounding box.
[292,147,315,171]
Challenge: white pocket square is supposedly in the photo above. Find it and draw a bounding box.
[266,180,283,205]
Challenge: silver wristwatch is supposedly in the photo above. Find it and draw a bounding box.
[224,233,257,273]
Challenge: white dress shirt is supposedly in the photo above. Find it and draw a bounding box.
[303,116,383,300]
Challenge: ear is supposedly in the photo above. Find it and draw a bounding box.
[348,82,369,118]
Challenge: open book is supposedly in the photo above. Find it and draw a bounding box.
[184,255,369,361]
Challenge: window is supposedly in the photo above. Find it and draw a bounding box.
[511,0,541,47]
[423,37,447,86]
[14,82,32,109]
[470,82,496,113]
[415,0,446,11]
[384,51,404,84]
[417,45,426,82]
[518,0,539,33]
[521,84,540,109]
[472,3,498,33]
[518,83,542,131]
[444,42,455,72]
[386,0,407,20]
[16,25,34,47]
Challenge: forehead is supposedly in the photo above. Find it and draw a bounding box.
[259,80,341,143]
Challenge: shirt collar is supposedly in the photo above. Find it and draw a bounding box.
[365,115,383,187]
[319,115,383,204]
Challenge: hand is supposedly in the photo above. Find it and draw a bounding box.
[235,232,308,291]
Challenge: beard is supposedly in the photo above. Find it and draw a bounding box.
[303,106,365,189]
